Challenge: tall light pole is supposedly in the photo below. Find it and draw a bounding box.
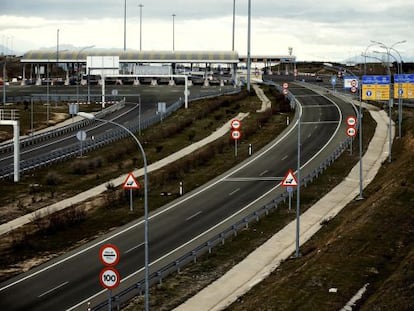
[247,0,251,92]
[389,47,404,139]
[124,0,127,51]
[374,50,404,139]
[172,14,176,51]
[139,4,144,51]
[76,45,95,105]
[324,62,363,199]
[2,58,6,105]
[371,40,406,163]
[363,42,380,75]
[77,112,150,311]
[232,0,236,51]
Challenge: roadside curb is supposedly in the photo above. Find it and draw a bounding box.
[0,113,249,236]
[174,106,394,311]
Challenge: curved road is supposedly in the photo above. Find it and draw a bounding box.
[0,85,235,178]
[0,83,356,310]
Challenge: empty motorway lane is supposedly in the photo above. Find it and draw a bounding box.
[0,83,356,310]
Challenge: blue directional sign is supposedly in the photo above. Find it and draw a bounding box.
[394,74,414,83]
[362,75,390,85]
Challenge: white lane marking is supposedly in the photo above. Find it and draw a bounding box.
[229,188,240,196]
[224,177,282,182]
[259,170,269,176]
[281,155,288,161]
[38,281,69,298]
[2,92,302,296]
[125,243,145,254]
[68,86,344,311]
[186,211,202,221]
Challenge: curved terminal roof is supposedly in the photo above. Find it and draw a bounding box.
[22,49,240,64]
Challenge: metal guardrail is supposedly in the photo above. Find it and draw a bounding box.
[90,83,354,311]
[0,101,126,154]
[0,88,241,179]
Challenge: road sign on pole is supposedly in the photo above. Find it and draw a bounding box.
[346,116,357,127]
[99,267,121,290]
[282,169,298,187]
[231,130,241,140]
[123,172,140,189]
[346,127,357,137]
[99,244,120,267]
[283,82,289,89]
[231,119,241,130]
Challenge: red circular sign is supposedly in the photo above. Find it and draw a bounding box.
[283,82,289,89]
[346,127,357,137]
[99,267,121,290]
[99,244,120,267]
[350,86,357,93]
[231,130,242,140]
[346,116,357,127]
[231,119,241,130]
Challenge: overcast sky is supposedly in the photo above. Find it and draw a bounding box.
[1,0,413,62]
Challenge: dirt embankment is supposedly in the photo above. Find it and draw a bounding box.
[228,112,414,311]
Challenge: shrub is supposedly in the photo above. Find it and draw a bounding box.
[45,171,62,186]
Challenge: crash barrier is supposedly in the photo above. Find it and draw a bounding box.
[0,88,241,179]
[90,83,355,311]
[0,100,125,154]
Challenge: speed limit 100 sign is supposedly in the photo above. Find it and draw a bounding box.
[99,267,120,290]
[231,130,241,140]
[346,127,357,137]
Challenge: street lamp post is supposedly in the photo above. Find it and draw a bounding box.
[76,46,95,106]
[77,111,150,311]
[232,0,236,51]
[324,63,363,199]
[172,14,176,51]
[247,0,251,92]
[139,4,144,51]
[374,50,403,139]
[363,42,380,75]
[371,40,406,163]
[2,57,6,105]
[389,47,404,139]
[124,0,127,51]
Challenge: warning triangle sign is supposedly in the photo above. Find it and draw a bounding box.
[281,169,298,187]
[123,172,141,189]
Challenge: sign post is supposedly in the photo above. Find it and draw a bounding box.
[123,172,141,212]
[346,116,357,155]
[99,244,121,311]
[231,119,242,157]
[281,170,298,212]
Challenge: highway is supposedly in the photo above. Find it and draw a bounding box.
[0,83,356,310]
[0,85,235,178]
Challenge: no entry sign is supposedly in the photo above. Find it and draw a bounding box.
[231,119,241,130]
[99,244,120,267]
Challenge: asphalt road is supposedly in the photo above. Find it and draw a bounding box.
[0,83,356,310]
[0,85,236,177]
